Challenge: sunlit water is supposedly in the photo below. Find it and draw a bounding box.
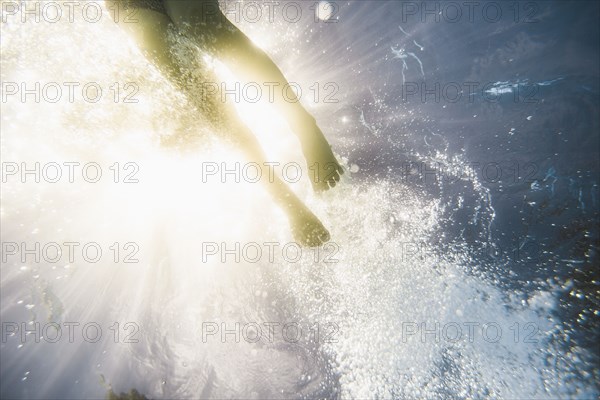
[1,1,598,399]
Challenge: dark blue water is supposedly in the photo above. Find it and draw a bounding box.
[324,0,600,369]
[288,0,600,394]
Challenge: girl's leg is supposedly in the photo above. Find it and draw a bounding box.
[106,5,330,246]
[226,118,331,247]
[163,0,344,192]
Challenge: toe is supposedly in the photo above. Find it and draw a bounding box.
[331,170,342,182]
[325,171,341,188]
[311,163,344,193]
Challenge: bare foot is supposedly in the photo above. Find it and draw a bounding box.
[301,124,344,192]
[290,208,331,247]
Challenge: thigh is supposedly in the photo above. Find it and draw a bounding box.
[164,0,222,23]
[106,4,177,73]
[107,4,228,131]
[163,0,241,55]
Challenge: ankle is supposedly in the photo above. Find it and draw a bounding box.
[296,117,326,148]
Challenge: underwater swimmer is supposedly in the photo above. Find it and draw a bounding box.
[106,0,344,247]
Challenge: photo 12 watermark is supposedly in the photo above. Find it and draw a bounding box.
[201,321,340,344]
[399,1,540,24]
[198,161,340,186]
[1,81,139,104]
[399,81,540,104]
[1,321,140,344]
[399,321,541,344]
[1,162,140,184]
[194,1,342,24]
[1,241,140,264]
[200,241,340,264]
[398,160,540,186]
[192,81,340,105]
